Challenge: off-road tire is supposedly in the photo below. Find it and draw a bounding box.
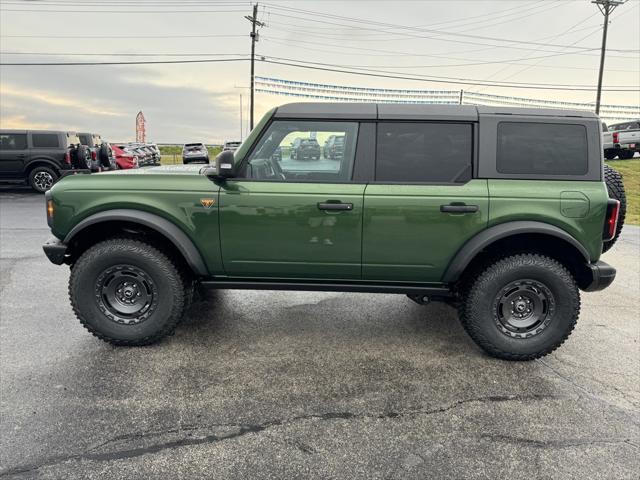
[73,145,91,170]
[458,254,580,361]
[69,238,186,346]
[28,166,58,193]
[98,143,111,169]
[603,164,626,253]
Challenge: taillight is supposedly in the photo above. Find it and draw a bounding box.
[64,152,71,164]
[91,151,97,160]
[612,132,619,144]
[603,199,620,241]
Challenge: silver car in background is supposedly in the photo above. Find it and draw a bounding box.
[182,142,209,164]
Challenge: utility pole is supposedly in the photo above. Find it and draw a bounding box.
[239,94,243,141]
[246,4,264,131]
[592,0,624,115]
[459,89,464,105]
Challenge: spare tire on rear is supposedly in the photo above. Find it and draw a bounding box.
[73,145,91,170]
[98,143,111,169]
[602,164,626,253]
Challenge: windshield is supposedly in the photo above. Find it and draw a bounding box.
[66,133,81,146]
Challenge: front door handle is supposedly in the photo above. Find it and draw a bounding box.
[318,202,353,211]
[440,204,479,213]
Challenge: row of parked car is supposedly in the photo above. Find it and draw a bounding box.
[181,140,242,164]
[0,129,161,193]
[602,119,639,160]
[270,135,346,162]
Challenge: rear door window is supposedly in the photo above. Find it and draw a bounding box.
[496,122,588,176]
[0,134,27,150]
[32,133,60,148]
[375,122,473,183]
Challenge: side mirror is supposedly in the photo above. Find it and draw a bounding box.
[204,150,236,182]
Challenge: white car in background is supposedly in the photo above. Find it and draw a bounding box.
[223,140,242,152]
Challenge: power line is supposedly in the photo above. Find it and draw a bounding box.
[258,58,639,92]
[469,11,603,94]
[0,52,249,57]
[262,4,639,53]
[259,56,638,89]
[2,52,636,91]
[0,8,247,13]
[0,34,246,39]
[0,57,249,66]
[4,46,638,73]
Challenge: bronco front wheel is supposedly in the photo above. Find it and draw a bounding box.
[458,254,580,361]
[69,238,186,345]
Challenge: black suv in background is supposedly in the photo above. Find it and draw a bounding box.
[290,137,321,160]
[78,132,115,171]
[0,130,88,193]
[323,135,345,160]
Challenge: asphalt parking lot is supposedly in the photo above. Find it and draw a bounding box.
[0,187,638,479]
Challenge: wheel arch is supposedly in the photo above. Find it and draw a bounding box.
[25,158,62,175]
[443,221,592,288]
[64,209,209,276]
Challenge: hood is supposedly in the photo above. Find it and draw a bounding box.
[101,164,205,175]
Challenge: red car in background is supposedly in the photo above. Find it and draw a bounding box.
[111,144,139,170]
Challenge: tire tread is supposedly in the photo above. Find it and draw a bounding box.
[69,237,185,346]
[458,253,580,361]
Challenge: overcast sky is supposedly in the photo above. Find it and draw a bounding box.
[1,0,639,143]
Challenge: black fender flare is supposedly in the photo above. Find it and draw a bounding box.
[64,209,209,276]
[25,158,63,173]
[442,221,590,283]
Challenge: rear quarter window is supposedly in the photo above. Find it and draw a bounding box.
[496,122,588,176]
[32,133,60,148]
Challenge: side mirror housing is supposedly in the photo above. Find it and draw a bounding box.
[204,150,236,182]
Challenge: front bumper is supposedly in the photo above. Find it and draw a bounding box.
[43,236,68,265]
[583,260,616,292]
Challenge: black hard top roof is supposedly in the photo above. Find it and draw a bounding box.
[273,102,598,121]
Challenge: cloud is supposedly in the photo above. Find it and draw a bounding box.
[0,60,245,143]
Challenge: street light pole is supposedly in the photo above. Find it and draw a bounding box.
[592,0,624,115]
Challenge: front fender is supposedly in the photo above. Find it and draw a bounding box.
[64,209,209,276]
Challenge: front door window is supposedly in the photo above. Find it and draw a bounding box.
[244,121,358,182]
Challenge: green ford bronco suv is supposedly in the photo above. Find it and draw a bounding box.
[43,103,626,360]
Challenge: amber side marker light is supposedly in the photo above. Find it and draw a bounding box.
[47,200,54,219]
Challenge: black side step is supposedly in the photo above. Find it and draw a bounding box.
[200,280,452,296]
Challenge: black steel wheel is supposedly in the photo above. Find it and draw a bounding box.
[70,238,186,345]
[458,254,579,361]
[96,265,158,325]
[494,280,554,338]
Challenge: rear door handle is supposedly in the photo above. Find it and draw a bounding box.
[318,202,353,211]
[440,204,479,213]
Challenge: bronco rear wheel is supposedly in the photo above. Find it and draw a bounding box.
[458,254,580,361]
[69,238,186,345]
